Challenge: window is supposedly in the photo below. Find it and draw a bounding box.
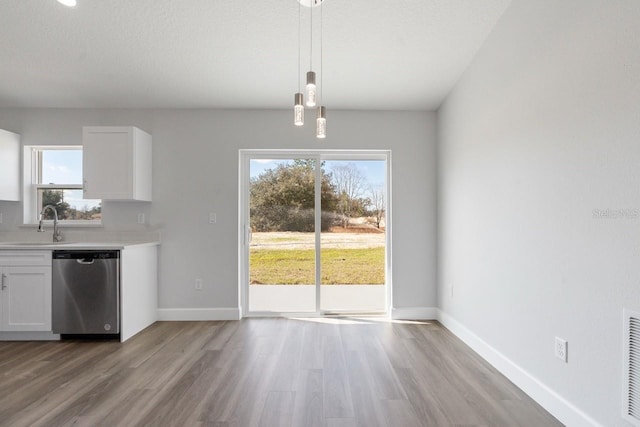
[25,147,101,224]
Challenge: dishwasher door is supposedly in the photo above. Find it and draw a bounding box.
[52,250,120,335]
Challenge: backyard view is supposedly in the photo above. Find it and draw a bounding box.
[38,149,102,221]
[250,232,385,284]
[248,157,387,313]
[40,189,102,220]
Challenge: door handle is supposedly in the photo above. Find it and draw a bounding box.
[1,273,6,290]
[76,259,95,265]
[246,226,252,245]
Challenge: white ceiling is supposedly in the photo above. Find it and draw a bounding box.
[0,0,511,110]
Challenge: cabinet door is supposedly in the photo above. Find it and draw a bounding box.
[83,128,134,199]
[1,267,52,331]
[0,129,21,201]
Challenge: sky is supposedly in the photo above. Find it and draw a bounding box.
[41,150,83,184]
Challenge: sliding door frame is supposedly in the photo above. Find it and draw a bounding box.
[238,149,392,318]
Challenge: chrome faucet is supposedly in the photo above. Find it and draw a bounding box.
[38,205,62,242]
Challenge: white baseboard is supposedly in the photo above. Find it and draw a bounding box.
[0,331,60,341]
[391,306,438,320]
[437,309,602,427]
[157,308,241,321]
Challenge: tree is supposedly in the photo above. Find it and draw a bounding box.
[331,163,368,228]
[369,186,385,229]
[250,161,336,232]
[41,190,71,219]
[41,190,101,220]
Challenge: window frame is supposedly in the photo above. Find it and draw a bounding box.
[23,146,102,226]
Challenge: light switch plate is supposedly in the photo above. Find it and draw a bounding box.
[209,212,217,224]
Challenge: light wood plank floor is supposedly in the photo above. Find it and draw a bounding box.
[0,319,562,427]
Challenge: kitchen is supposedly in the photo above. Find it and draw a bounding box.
[0,126,158,343]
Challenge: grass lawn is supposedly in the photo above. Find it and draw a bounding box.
[250,247,385,284]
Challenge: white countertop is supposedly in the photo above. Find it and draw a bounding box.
[0,241,160,250]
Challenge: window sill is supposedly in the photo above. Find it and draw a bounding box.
[20,221,104,229]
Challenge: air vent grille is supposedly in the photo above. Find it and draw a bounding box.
[624,309,640,425]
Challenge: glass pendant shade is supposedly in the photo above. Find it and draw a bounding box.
[306,72,317,107]
[316,106,326,139]
[294,93,304,126]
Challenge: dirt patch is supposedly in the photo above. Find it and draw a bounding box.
[251,231,385,250]
[328,226,384,234]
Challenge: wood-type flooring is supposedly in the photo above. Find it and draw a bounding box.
[0,318,563,426]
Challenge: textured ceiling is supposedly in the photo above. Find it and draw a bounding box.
[0,0,511,110]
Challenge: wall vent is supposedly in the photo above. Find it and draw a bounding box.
[624,309,640,426]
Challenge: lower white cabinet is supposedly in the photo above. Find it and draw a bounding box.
[120,244,158,342]
[0,251,52,332]
[0,245,158,340]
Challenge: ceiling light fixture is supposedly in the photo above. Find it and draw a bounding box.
[294,0,327,139]
[57,0,77,7]
[294,0,304,126]
[316,2,326,139]
[305,0,316,107]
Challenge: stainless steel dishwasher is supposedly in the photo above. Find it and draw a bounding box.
[52,250,120,335]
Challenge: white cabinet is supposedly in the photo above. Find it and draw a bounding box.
[120,244,158,342]
[0,251,52,332]
[83,126,152,201]
[0,129,21,201]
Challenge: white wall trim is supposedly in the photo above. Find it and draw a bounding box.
[0,331,60,341]
[157,308,241,321]
[437,309,603,427]
[392,306,438,320]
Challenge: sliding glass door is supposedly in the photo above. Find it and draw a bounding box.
[247,157,317,313]
[240,151,390,316]
[320,159,387,314]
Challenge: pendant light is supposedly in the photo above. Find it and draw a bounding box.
[316,106,326,139]
[305,1,316,107]
[316,1,326,139]
[293,0,327,139]
[294,94,304,126]
[294,0,304,126]
[306,72,316,107]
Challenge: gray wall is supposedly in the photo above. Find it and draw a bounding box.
[0,108,437,313]
[438,0,640,425]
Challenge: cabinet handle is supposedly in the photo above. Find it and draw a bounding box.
[1,273,6,290]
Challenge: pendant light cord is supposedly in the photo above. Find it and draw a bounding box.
[320,1,323,103]
[310,0,313,70]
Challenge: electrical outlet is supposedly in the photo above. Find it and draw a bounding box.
[137,213,145,224]
[209,212,217,224]
[555,337,568,362]
[195,279,203,290]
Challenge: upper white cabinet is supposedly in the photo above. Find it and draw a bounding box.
[83,126,152,201]
[0,129,21,201]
